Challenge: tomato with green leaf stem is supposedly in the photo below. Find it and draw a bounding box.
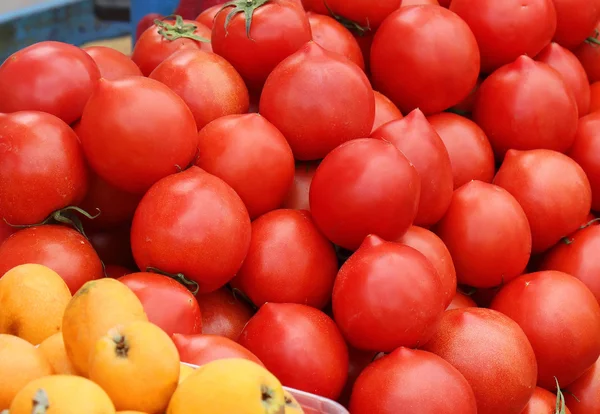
[575,26,600,84]
[83,46,142,80]
[521,386,571,414]
[196,287,255,341]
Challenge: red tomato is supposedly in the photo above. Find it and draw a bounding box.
[119,272,202,336]
[195,114,294,219]
[135,13,163,41]
[446,292,477,311]
[371,90,403,133]
[493,149,592,253]
[0,41,100,124]
[172,333,263,367]
[590,82,600,113]
[239,303,349,400]
[309,139,420,251]
[568,112,600,211]
[473,56,578,159]
[104,265,132,279]
[536,42,591,117]
[301,0,328,14]
[551,0,600,49]
[0,112,89,226]
[371,109,454,226]
[422,308,538,414]
[325,0,402,29]
[337,347,378,407]
[396,226,457,308]
[82,46,142,80]
[333,235,445,352]
[281,161,319,211]
[195,4,223,28]
[0,225,103,294]
[149,49,249,131]
[132,17,211,76]
[349,348,477,414]
[435,181,532,288]
[88,225,135,268]
[370,6,480,115]
[450,0,556,73]
[522,387,572,414]
[131,167,251,294]
[427,112,495,189]
[565,357,600,414]
[196,287,254,341]
[307,12,365,70]
[259,42,375,161]
[211,0,312,92]
[78,77,198,195]
[231,209,338,309]
[491,271,600,389]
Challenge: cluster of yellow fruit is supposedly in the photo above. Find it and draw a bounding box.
[0,263,305,414]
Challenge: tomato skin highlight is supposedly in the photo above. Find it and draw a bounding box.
[172,333,263,367]
[83,46,143,80]
[565,357,600,414]
[568,112,600,212]
[196,288,254,341]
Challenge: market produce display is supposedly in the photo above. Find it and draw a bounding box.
[2,0,600,413]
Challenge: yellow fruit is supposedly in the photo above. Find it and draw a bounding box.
[284,390,305,414]
[62,278,147,376]
[167,358,286,414]
[0,264,71,344]
[178,363,195,384]
[88,321,180,413]
[37,333,76,375]
[8,375,115,413]
[0,334,52,409]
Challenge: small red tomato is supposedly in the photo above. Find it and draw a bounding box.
[172,333,263,367]
[551,0,600,49]
[104,265,133,279]
[446,292,477,311]
[350,348,477,414]
[371,109,454,227]
[83,46,142,80]
[522,387,572,414]
[0,225,103,294]
[325,0,402,29]
[0,41,100,124]
[309,138,420,251]
[281,161,319,211]
[333,235,445,352]
[239,303,349,400]
[493,149,592,253]
[196,288,254,341]
[590,82,600,113]
[119,272,201,336]
[231,209,338,309]
[568,112,600,212]
[427,112,495,189]
[195,4,223,28]
[371,90,403,133]
[565,357,600,414]
[422,308,538,414]
[88,225,135,268]
[195,114,294,219]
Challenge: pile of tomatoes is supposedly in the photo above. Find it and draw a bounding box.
[2,0,600,413]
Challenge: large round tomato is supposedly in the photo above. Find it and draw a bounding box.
[370,6,480,115]
[491,271,600,389]
[447,292,477,311]
[333,235,445,352]
[149,49,249,131]
[325,0,402,30]
[568,112,600,211]
[371,91,403,133]
[427,112,495,189]
[83,46,142,80]
[493,149,592,253]
[172,333,263,367]
[522,387,571,414]
[119,272,202,336]
[422,308,538,414]
[0,112,89,226]
[349,348,477,414]
[575,24,600,84]
[281,161,319,211]
[565,357,600,414]
[196,287,254,341]
[194,114,294,219]
[450,0,556,73]
[78,77,198,195]
[231,209,338,309]
[88,225,135,268]
[309,139,420,251]
[259,42,375,161]
[0,41,100,124]
[551,0,600,49]
[130,167,251,294]
[211,0,312,92]
[0,225,103,294]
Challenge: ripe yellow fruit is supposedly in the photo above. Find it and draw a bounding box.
[167,358,287,414]
[88,321,180,413]
[62,278,147,376]
[178,363,195,384]
[284,390,305,414]
[0,264,71,344]
[37,332,76,375]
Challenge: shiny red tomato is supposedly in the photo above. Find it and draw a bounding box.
[350,348,477,414]
[260,42,375,161]
[590,82,600,113]
[281,161,319,211]
[493,149,592,253]
[195,114,294,219]
[370,6,480,115]
[309,139,420,251]
[0,225,103,294]
[231,209,338,309]
[104,265,132,279]
[565,357,600,414]
[522,387,571,414]
[568,112,600,211]
[83,46,142,80]
[450,0,556,73]
[337,347,378,407]
[149,49,249,131]
[333,235,445,352]
[575,26,600,84]
[195,3,223,28]
[88,225,135,268]
[371,109,454,227]
[239,303,349,400]
[427,112,495,189]
[325,0,402,29]
[551,0,600,49]
[491,271,600,389]
[0,41,100,124]
[131,167,251,294]
[172,333,263,367]
[446,292,477,311]
[196,287,254,341]
[0,112,89,226]
[78,77,198,195]
[371,90,403,133]
[422,308,538,414]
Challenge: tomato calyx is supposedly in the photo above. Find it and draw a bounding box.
[323,2,370,36]
[554,377,567,414]
[230,286,258,311]
[218,0,270,39]
[561,218,600,245]
[3,206,100,239]
[31,389,50,414]
[154,15,210,43]
[146,266,200,295]
[585,30,600,47]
